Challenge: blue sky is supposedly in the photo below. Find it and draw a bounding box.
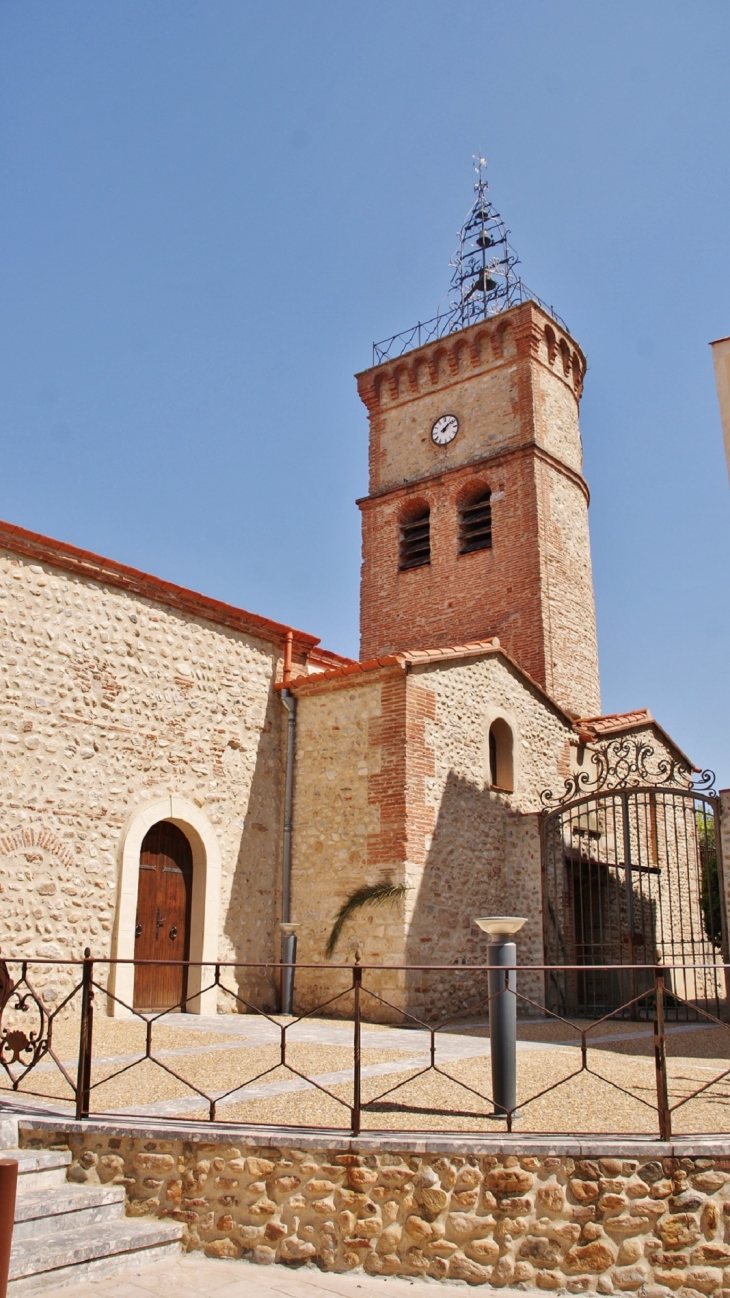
[1,2,729,782]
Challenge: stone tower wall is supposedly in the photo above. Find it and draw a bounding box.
[356,301,601,718]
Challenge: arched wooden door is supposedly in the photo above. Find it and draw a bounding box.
[134,822,193,1010]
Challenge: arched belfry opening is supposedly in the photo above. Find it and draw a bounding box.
[133,821,193,1010]
[399,501,431,570]
[458,485,492,554]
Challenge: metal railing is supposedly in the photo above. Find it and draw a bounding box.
[0,955,728,1140]
[372,281,568,364]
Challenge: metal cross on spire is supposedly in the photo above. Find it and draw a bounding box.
[446,154,521,328]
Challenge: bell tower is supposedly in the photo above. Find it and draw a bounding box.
[355,161,601,719]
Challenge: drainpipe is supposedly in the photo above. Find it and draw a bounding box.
[280,632,298,1014]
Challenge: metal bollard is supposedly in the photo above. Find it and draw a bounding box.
[280,923,298,1016]
[0,1158,18,1298]
[474,917,527,1119]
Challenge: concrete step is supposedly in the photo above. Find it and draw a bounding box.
[8,1217,184,1295]
[13,1183,126,1240]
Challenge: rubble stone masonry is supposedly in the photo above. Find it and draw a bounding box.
[288,647,574,1018]
[0,534,298,1007]
[29,1126,730,1294]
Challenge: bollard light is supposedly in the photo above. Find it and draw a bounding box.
[280,923,299,1016]
[474,916,527,1120]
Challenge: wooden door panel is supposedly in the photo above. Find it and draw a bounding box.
[134,822,193,1010]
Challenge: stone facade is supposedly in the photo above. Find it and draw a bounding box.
[0,522,324,1009]
[288,643,576,1018]
[356,301,601,719]
[27,1125,730,1294]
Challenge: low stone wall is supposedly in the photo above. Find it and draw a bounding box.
[20,1126,730,1294]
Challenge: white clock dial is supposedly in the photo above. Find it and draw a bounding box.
[431,414,459,446]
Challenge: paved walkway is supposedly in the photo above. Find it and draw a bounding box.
[41,1253,529,1298]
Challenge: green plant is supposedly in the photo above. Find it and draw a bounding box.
[325,880,409,958]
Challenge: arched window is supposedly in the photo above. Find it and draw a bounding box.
[459,490,492,554]
[399,507,430,570]
[489,718,514,792]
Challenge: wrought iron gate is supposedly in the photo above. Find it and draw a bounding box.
[541,739,727,1019]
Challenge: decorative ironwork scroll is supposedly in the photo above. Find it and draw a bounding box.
[0,961,50,1084]
[540,736,716,809]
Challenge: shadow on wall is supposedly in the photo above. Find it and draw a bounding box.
[403,769,543,1023]
[222,687,286,1013]
[546,853,659,1019]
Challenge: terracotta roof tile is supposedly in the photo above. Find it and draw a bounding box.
[576,709,653,736]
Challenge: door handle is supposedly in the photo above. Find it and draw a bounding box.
[135,923,142,938]
[170,926,178,940]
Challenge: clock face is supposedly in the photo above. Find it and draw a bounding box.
[431,414,459,446]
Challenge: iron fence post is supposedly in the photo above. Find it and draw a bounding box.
[76,948,94,1121]
[620,790,639,1020]
[653,966,671,1140]
[351,961,362,1137]
[712,794,730,1013]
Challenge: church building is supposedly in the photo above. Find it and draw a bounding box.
[0,165,695,1019]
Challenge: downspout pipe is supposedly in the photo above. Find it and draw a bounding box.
[280,632,297,1014]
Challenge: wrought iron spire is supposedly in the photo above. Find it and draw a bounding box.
[447,155,520,328]
[372,155,566,364]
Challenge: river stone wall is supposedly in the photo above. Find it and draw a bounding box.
[0,546,288,1003]
[23,1129,730,1294]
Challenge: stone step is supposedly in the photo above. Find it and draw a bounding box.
[6,1147,72,1191]
[14,1148,72,1175]
[0,1115,19,1148]
[8,1217,184,1294]
[13,1183,126,1240]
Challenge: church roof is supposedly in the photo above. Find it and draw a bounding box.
[282,637,576,725]
[284,644,695,770]
[0,516,321,657]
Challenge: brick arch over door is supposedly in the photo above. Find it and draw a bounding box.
[109,796,221,1016]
